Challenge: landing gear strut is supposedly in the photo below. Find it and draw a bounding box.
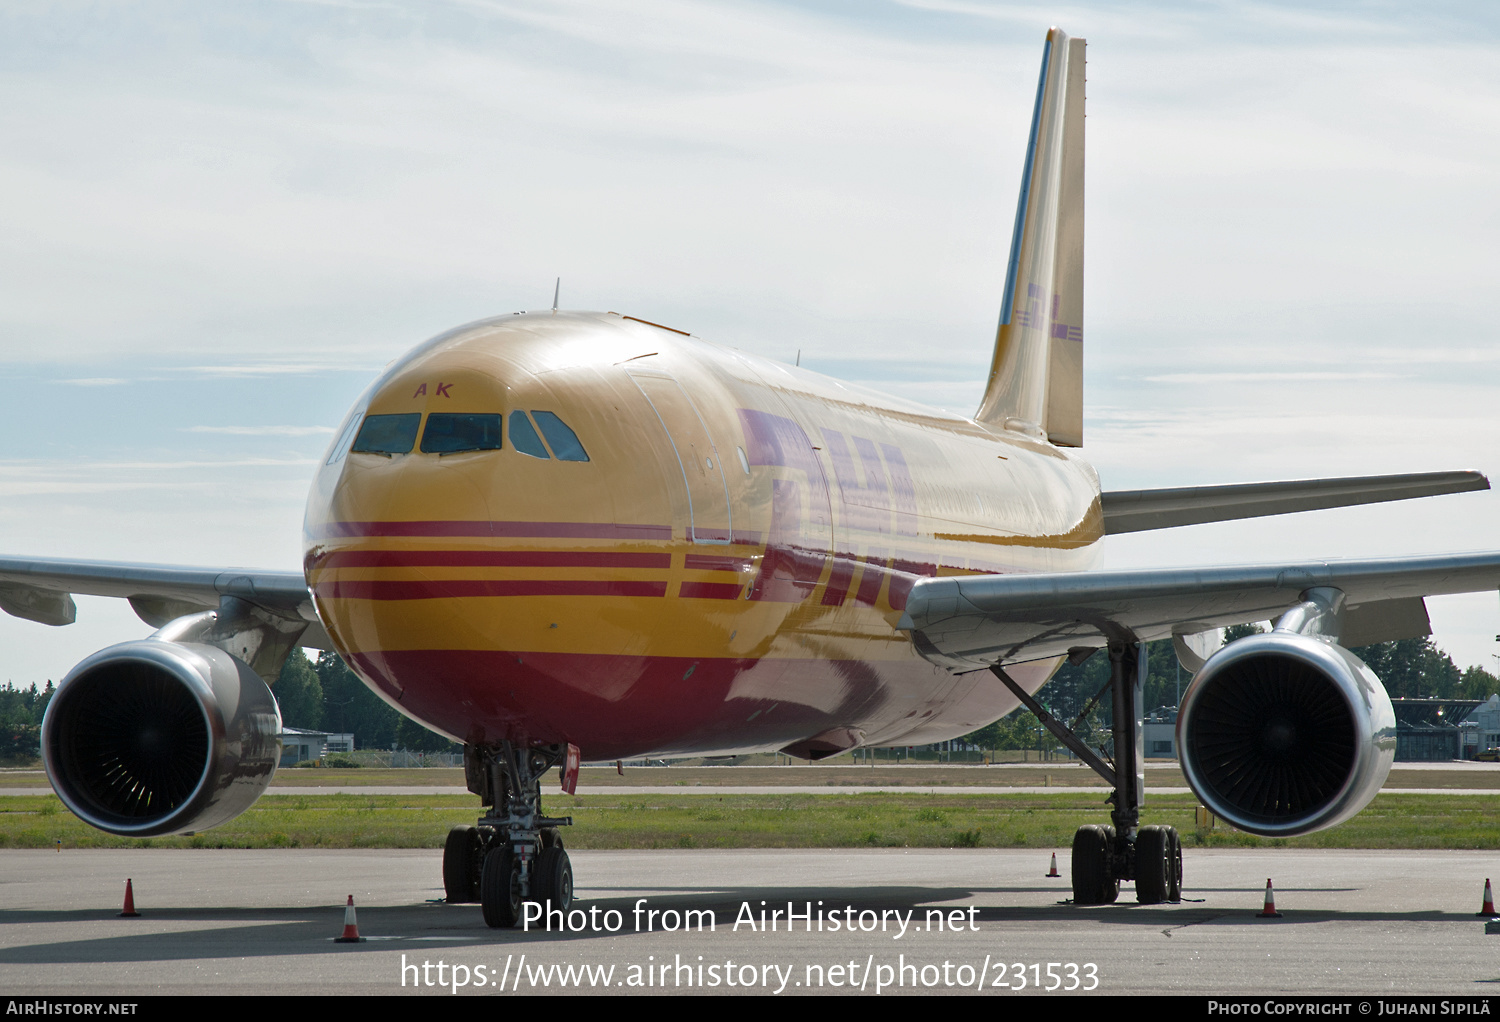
[992,640,1182,905]
[441,740,574,927]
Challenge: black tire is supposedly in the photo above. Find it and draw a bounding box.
[481,845,522,928]
[541,826,564,851]
[532,846,574,916]
[443,825,482,903]
[1100,825,1120,904]
[1167,827,1183,902]
[1071,825,1111,905]
[1136,825,1170,904]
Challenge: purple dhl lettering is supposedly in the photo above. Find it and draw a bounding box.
[878,443,919,537]
[852,436,889,499]
[822,429,892,534]
[748,479,816,603]
[738,409,833,603]
[737,408,823,479]
[821,429,861,501]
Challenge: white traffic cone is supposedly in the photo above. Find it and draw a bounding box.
[334,895,366,942]
[1256,878,1283,918]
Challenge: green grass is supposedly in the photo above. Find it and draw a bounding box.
[2,791,1498,850]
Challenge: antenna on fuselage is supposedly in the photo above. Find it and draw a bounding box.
[552,278,560,313]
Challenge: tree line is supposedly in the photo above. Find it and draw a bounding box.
[269,649,457,753]
[4,631,1496,764]
[0,682,52,764]
[960,626,1500,754]
[0,650,456,764]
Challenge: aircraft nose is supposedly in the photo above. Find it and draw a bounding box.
[308,351,627,571]
[302,346,677,747]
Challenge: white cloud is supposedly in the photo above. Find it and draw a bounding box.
[185,425,335,435]
[172,363,383,377]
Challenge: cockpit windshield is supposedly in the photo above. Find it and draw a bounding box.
[351,413,421,455]
[421,413,503,454]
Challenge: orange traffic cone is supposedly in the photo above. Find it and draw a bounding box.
[1256,878,1283,918]
[118,878,140,918]
[334,895,366,943]
[1477,879,1497,917]
[1046,853,1060,878]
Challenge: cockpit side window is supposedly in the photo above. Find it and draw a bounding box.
[326,407,366,465]
[421,413,503,454]
[351,413,421,455]
[531,411,590,462]
[508,410,551,459]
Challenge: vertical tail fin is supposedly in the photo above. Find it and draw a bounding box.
[975,27,1085,447]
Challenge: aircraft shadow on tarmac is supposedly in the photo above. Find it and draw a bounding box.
[0,883,1478,963]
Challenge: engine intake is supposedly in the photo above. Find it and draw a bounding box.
[1177,632,1395,837]
[42,640,282,836]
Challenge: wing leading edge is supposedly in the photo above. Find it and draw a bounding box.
[0,556,326,645]
[899,550,1500,671]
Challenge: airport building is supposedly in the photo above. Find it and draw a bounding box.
[1144,707,1178,759]
[1135,699,1500,763]
[1463,694,1500,757]
[278,728,354,766]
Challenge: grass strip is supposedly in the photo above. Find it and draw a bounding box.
[3,791,1500,851]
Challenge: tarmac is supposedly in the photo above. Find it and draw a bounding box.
[8,786,1494,796]
[4,847,1500,996]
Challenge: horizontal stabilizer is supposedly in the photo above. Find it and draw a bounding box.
[1100,470,1488,535]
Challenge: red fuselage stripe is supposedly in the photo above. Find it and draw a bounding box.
[316,579,670,600]
[678,581,743,600]
[313,520,674,540]
[682,554,752,572]
[316,550,672,569]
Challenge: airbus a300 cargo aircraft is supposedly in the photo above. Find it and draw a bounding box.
[4,27,1499,926]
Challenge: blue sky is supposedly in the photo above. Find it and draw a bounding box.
[3,1,1499,682]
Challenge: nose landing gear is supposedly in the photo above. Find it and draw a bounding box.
[442,740,575,927]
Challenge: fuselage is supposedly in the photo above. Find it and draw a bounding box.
[302,312,1103,760]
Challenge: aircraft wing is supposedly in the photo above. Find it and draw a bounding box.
[0,555,329,646]
[1099,470,1488,534]
[899,551,1500,671]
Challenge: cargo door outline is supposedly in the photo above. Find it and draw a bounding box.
[626,367,733,544]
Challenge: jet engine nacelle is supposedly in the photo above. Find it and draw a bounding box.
[1176,631,1396,837]
[42,639,282,837]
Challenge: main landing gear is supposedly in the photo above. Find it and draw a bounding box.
[443,740,574,928]
[992,641,1182,906]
